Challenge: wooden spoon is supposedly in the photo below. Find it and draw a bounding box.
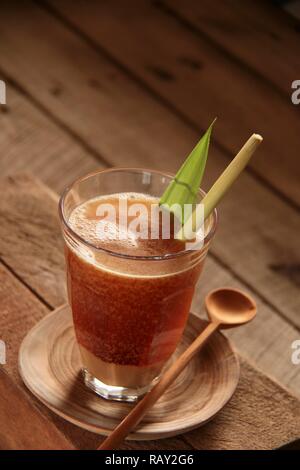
[98,287,256,450]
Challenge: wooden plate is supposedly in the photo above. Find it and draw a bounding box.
[19,305,240,440]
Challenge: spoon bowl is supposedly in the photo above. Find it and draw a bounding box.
[205,287,257,328]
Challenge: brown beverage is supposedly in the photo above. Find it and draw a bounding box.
[66,193,207,396]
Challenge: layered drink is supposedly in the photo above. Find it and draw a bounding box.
[60,169,216,401]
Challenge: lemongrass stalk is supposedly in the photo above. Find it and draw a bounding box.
[177,133,263,240]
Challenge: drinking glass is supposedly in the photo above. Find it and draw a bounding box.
[59,168,217,402]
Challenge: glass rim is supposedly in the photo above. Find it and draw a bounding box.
[58,167,218,261]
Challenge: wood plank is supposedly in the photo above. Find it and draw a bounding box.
[121,438,193,450]
[0,2,299,330]
[0,261,49,380]
[1,174,299,399]
[0,84,99,193]
[0,260,99,449]
[0,174,66,307]
[0,0,190,173]
[192,258,300,393]
[46,0,300,206]
[0,368,73,450]
[163,0,300,97]
[183,358,300,450]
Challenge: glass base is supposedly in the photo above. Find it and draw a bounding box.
[82,368,157,402]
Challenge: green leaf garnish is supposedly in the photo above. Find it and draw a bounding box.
[159,119,215,224]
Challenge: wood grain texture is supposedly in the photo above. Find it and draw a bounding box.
[0,2,299,331]
[0,261,49,380]
[0,84,99,193]
[47,0,300,206]
[0,0,191,172]
[0,368,73,450]
[183,358,300,450]
[164,0,300,97]
[0,174,66,307]
[19,305,239,441]
[0,174,299,398]
[0,260,102,449]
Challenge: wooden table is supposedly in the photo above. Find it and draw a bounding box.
[0,0,300,449]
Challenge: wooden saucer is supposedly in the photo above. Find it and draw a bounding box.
[19,305,240,440]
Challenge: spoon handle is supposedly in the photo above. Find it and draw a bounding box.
[98,321,220,450]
